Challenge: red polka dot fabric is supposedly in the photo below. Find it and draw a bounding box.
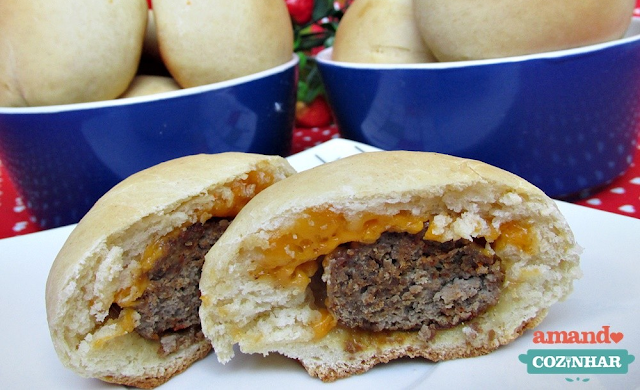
[291,124,341,155]
[0,159,41,238]
[575,142,640,217]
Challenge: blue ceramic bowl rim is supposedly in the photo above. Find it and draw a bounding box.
[0,54,299,114]
[317,17,640,69]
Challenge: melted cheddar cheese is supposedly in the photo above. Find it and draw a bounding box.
[91,308,139,349]
[312,309,338,340]
[252,210,425,288]
[494,221,535,253]
[341,327,410,354]
[249,209,537,342]
[207,170,275,218]
[101,170,277,348]
[252,210,537,289]
[115,229,182,307]
[113,170,275,309]
[423,217,445,242]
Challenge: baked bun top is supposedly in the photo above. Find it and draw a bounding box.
[152,0,293,88]
[332,0,436,64]
[414,0,635,61]
[120,75,181,99]
[199,151,581,381]
[45,152,296,388]
[0,0,148,107]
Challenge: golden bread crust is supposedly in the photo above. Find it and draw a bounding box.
[303,309,547,382]
[45,152,296,387]
[332,0,436,64]
[414,0,635,61]
[102,342,212,389]
[0,0,148,107]
[152,0,293,88]
[199,151,581,379]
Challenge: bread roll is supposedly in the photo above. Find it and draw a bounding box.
[199,151,581,381]
[152,0,293,88]
[0,0,148,107]
[142,9,161,61]
[333,0,436,63]
[45,153,296,388]
[120,75,181,98]
[414,0,635,61]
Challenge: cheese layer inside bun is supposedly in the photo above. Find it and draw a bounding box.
[199,151,581,381]
[46,153,296,388]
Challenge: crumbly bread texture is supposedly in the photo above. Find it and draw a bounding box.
[152,0,293,88]
[332,0,436,64]
[0,0,148,107]
[45,153,296,388]
[414,0,635,61]
[199,151,582,381]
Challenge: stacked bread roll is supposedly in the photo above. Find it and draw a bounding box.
[152,0,293,88]
[332,0,436,64]
[0,0,293,107]
[333,0,635,63]
[0,0,148,106]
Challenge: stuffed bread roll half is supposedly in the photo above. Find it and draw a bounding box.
[45,153,296,388]
[199,151,581,381]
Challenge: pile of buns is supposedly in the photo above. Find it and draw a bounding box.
[46,150,581,387]
[332,0,636,63]
[0,0,293,107]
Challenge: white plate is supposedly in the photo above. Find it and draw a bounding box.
[1,139,639,389]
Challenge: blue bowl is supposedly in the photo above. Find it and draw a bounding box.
[317,18,640,199]
[0,55,298,229]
